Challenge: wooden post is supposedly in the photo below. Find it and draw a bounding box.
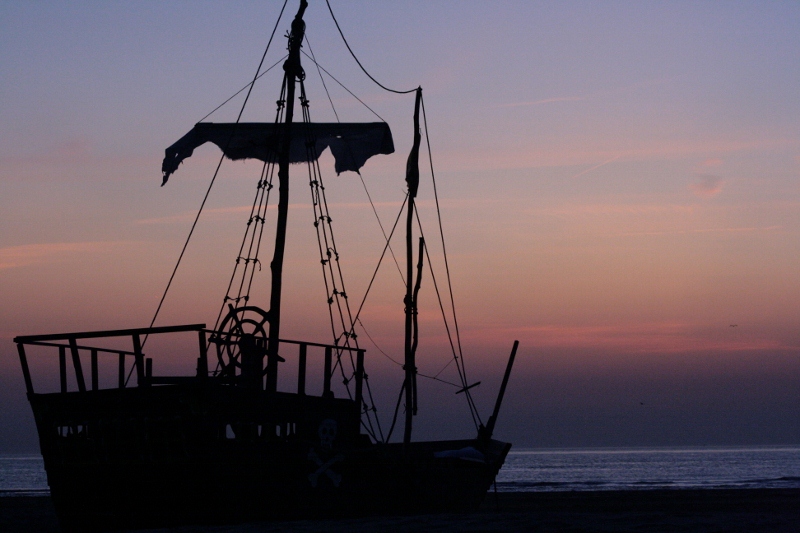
[91,349,98,391]
[197,330,208,379]
[298,343,307,395]
[59,346,67,393]
[323,346,332,398]
[483,340,519,440]
[118,352,125,388]
[132,334,145,387]
[145,358,153,384]
[355,349,364,408]
[16,343,34,396]
[68,337,87,393]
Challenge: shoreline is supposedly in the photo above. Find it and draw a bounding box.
[1,488,798,532]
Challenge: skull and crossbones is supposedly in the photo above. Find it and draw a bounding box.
[318,418,337,450]
[308,419,343,488]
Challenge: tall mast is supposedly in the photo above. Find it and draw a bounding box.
[266,0,307,393]
[403,88,423,445]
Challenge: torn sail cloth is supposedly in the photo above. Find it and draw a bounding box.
[161,122,394,185]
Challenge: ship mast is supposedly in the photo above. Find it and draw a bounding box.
[404,88,423,445]
[266,0,308,393]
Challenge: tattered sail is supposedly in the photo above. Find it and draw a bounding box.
[161,121,394,185]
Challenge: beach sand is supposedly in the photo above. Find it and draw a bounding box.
[1,489,797,532]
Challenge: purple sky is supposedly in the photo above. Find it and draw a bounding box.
[1,1,799,452]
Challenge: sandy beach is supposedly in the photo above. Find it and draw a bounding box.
[1,489,798,533]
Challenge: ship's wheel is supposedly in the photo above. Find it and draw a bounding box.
[215,305,271,376]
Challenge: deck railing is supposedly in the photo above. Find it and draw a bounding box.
[14,324,365,405]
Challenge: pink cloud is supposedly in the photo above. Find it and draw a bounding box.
[689,174,723,197]
[462,322,790,355]
[697,158,723,169]
[0,138,91,167]
[433,138,799,173]
[0,242,122,270]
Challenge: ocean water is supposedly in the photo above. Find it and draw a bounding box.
[497,446,800,492]
[0,455,48,496]
[1,447,799,495]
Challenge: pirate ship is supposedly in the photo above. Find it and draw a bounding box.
[14,2,516,531]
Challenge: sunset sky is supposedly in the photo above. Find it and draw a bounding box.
[1,1,799,452]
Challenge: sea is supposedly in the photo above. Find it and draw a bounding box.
[497,446,800,492]
[1,446,799,496]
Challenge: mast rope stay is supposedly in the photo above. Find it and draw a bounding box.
[412,208,481,430]
[298,78,384,442]
[304,35,339,123]
[420,94,482,429]
[360,316,464,389]
[143,0,289,347]
[213,98,282,332]
[198,55,287,123]
[300,50,386,123]
[303,37,404,284]
[324,0,417,95]
[310,5,481,433]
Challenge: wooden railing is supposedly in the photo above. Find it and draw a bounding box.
[14,324,365,405]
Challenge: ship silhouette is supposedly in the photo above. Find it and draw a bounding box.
[15,2,516,531]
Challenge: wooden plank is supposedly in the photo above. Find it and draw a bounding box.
[59,346,67,393]
[15,340,136,355]
[132,335,145,388]
[16,343,34,395]
[147,376,202,385]
[118,352,125,388]
[267,337,362,351]
[196,330,208,378]
[91,349,98,391]
[355,349,364,407]
[297,343,307,395]
[68,338,87,393]
[323,346,332,397]
[13,323,206,343]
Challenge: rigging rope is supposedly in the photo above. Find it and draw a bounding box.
[304,36,339,122]
[301,43,404,283]
[298,80,385,442]
[384,378,405,442]
[212,74,288,335]
[348,194,408,333]
[412,205,481,430]
[144,0,289,346]
[358,318,461,389]
[198,55,287,123]
[323,0,480,436]
[300,50,386,123]
[420,94,482,429]
[324,0,417,95]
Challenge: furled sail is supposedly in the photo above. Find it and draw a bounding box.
[161,122,394,185]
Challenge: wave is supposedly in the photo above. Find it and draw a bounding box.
[496,475,800,493]
[0,489,50,498]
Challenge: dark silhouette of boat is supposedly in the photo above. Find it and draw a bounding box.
[14,2,516,531]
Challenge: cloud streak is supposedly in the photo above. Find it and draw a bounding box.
[135,201,407,225]
[467,322,791,354]
[0,242,124,270]
[498,96,584,108]
[614,225,782,237]
[570,154,622,179]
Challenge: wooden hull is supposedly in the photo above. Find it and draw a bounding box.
[30,385,510,532]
